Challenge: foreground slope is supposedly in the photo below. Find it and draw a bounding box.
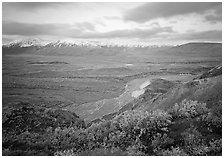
[99,65,222,122]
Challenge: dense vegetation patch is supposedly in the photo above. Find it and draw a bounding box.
[2,99,221,156]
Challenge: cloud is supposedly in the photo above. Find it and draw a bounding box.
[205,15,222,23]
[103,16,120,20]
[76,26,174,39]
[164,30,222,42]
[181,30,222,41]
[3,20,221,43]
[124,2,221,23]
[2,21,174,39]
[2,21,84,39]
[2,2,77,11]
[2,37,13,44]
[204,5,222,23]
[2,21,96,37]
[75,22,95,31]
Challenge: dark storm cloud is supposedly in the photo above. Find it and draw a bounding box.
[124,2,221,23]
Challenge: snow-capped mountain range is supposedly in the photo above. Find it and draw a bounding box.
[4,38,48,48]
[3,38,167,48]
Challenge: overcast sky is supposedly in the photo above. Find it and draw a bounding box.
[2,2,222,45]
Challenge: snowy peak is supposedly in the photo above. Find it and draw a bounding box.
[3,38,168,48]
[3,38,48,48]
[40,40,162,48]
[45,40,97,47]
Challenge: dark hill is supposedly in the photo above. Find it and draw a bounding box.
[196,65,222,79]
[139,65,222,112]
[100,65,222,122]
[2,102,85,155]
[148,75,221,111]
[2,46,39,55]
[3,102,85,134]
[168,42,222,57]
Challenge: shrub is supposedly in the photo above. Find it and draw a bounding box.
[158,146,188,156]
[170,99,210,119]
[55,147,126,156]
[110,110,173,154]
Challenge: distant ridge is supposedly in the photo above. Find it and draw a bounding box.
[168,42,222,57]
[3,38,160,48]
[4,38,222,49]
[3,38,48,48]
[175,42,222,47]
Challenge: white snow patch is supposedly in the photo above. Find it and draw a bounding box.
[125,64,133,66]
[132,80,151,98]
[132,90,145,98]
[140,81,151,89]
